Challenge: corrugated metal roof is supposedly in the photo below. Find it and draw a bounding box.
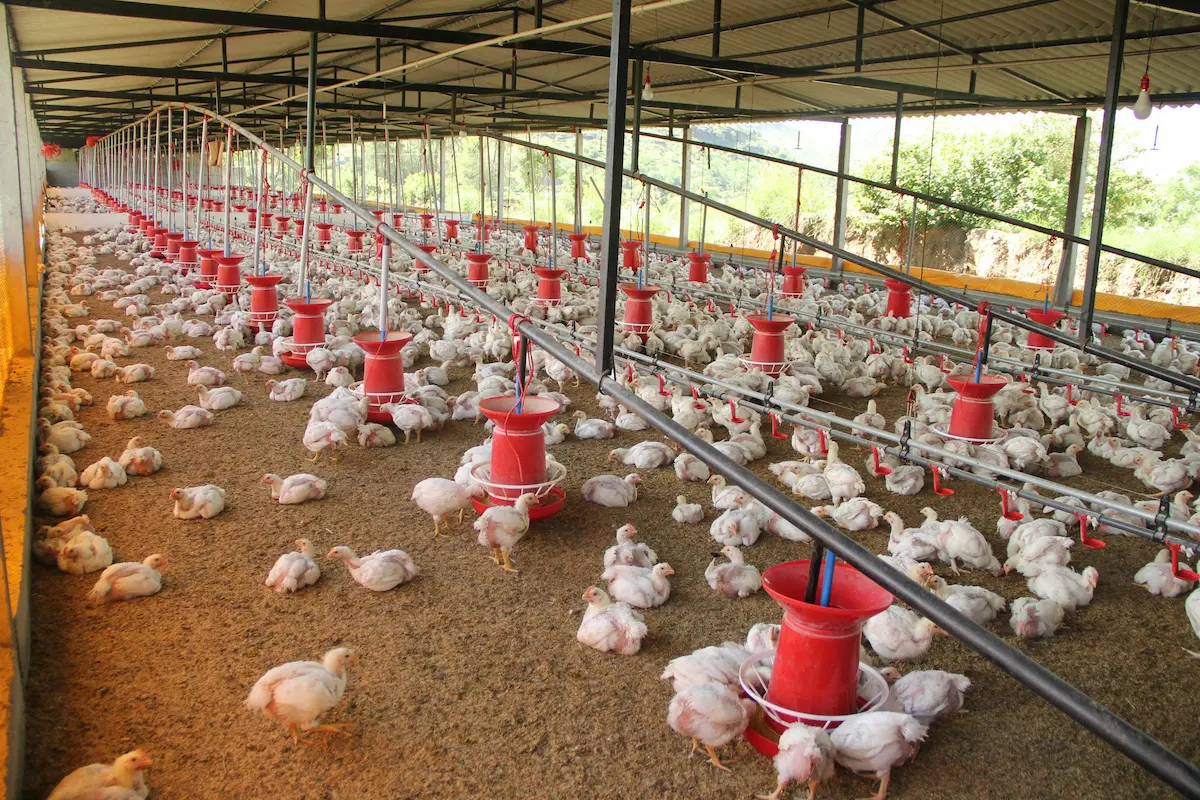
[12,0,1200,143]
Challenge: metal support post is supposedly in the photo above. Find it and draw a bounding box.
[679,125,690,247]
[831,118,851,282]
[596,0,633,380]
[1054,113,1091,307]
[1079,0,1129,346]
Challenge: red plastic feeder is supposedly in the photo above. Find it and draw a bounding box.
[419,213,434,232]
[946,375,1007,442]
[746,314,795,377]
[884,279,912,318]
[274,216,291,238]
[332,203,344,215]
[177,240,198,274]
[535,268,568,306]
[245,274,283,332]
[317,198,328,214]
[149,227,167,249]
[195,248,220,289]
[620,283,660,336]
[212,200,224,213]
[479,222,493,244]
[260,212,274,232]
[445,219,460,242]
[346,229,366,253]
[761,560,893,721]
[1025,308,1065,350]
[472,395,566,519]
[246,207,257,227]
[620,240,642,270]
[522,224,539,253]
[314,222,333,248]
[415,244,437,272]
[569,233,588,260]
[782,265,808,297]
[354,331,414,423]
[466,252,492,287]
[281,298,332,368]
[687,251,711,283]
[293,219,305,239]
[214,253,246,298]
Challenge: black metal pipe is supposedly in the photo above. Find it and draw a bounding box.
[304,32,317,171]
[595,0,632,380]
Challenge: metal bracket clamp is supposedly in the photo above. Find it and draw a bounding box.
[1154,495,1172,543]
[899,419,913,459]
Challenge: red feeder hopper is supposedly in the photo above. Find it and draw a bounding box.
[346,229,366,253]
[946,375,1007,442]
[466,252,492,287]
[415,244,437,272]
[687,252,712,283]
[745,314,795,377]
[761,560,893,721]
[151,227,168,250]
[569,233,588,260]
[274,216,291,238]
[523,224,539,254]
[420,213,435,232]
[445,219,460,242]
[246,207,257,227]
[281,298,332,368]
[620,283,660,337]
[332,203,344,215]
[1025,308,1065,350]
[317,198,328,214]
[472,395,566,519]
[293,219,305,239]
[177,240,199,274]
[212,200,224,213]
[479,222,493,244]
[165,232,184,255]
[535,268,568,306]
[354,331,414,424]
[620,240,642,270]
[883,279,912,318]
[260,212,274,232]
[781,265,807,298]
[214,253,246,299]
[126,209,141,225]
[195,248,221,289]
[314,222,334,248]
[245,274,283,332]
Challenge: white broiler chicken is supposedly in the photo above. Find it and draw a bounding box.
[576,586,647,656]
[601,562,674,608]
[1017,563,1098,611]
[830,711,928,800]
[823,440,865,505]
[327,546,418,590]
[667,683,754,772]
[245,647,358,744]
[759,724,835,800]
[812,497,884,531]
[674,452,710,482]
[936,517,1001,576]
[864,606,941,663]
[573,410,615,439]
[170,484,226,519]
[184,360,226,386]
[382,401,434,444]
[881,669,971,725]
[303,420,349,462]
[266,377,307,402]
[79,456,128,490]
[1133,549,1196,598]
[56,530,113,575]
[929,579,1006,625]
[118,437,162,476]
[609,441,674,469]
[411,477,484,535]
[197,385,243,411]
[672,495,704,524]
[47,749,151,800]
[1009,596,1065,639]
[36,486,88,517]
[261,473,327,505]
[87,554,166,603]
[265,539,321,593]
[661,642,751,692]
[705,545,762,598]
[473,493,536,573]
[157,405,214,429]
[357,422,396,448]
[106,389,147,420]
[602,523,657,568]
[581,473,641,507]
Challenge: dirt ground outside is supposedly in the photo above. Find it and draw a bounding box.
[22,234,1200,799]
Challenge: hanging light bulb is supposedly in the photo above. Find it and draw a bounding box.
[642,71,654,102]
[1133,73,1153,120]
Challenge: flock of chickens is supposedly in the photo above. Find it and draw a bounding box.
[32,193,1200,798]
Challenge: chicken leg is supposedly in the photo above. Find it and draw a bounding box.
[499,549,519,574]
[704,744,733,772]
[309,451,321,464]
[309,723,354,737]
[489,546,502,565]
[861,771,891,800]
